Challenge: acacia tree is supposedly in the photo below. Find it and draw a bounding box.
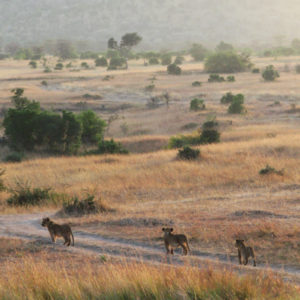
[107,33,142,69]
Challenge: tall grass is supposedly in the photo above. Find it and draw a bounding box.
[0,257,298,299]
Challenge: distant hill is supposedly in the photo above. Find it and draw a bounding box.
[1,0,300,50]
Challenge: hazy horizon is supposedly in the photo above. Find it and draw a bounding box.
[1,0,300,51]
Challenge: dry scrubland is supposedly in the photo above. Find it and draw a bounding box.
[0,55,300,298]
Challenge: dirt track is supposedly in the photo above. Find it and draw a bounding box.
[0,211,299,284]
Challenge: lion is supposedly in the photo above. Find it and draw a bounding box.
[235,239,256,266]
[41,217,74,246]
[162,227,190,255]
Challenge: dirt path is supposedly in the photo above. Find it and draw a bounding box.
[0,211,299,283]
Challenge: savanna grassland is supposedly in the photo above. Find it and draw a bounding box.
[0,55,299,299]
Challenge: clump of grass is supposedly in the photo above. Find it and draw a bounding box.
[62,194,114,215]
[144,84,155,92]
[226,75,235,82]
[4,152,24,162]
[192,81,202,87]
[177,146,200,160]
[208,74,225,82]
[6,182,52,206]
[259,164,284,176]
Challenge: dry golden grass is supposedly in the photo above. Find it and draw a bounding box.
[0,56,299,286]
[0,252,298,299]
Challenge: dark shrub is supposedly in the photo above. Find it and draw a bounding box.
[144,84,155,92]
[205,52,251,73]
[149,57,160,65]
[192,81,201,87]
[190,98,205,111]
[98,139,129,154]
[202,120,218,130]
[167,63,181,75]
[168,135,201,149]
[177,146,200,160]
[226,75,235,82]
[82,94,103,100]
[44,67,52,73]
[108,56,127,70]
[252,68,260,73]
[228,95,245,114]
[4,152,24,162]
[78,110,106,144]
[41,80,48,86]
[199,129,220,144]
[62,194,112,215]
[295,64,300,74]
[44,66,51,73]
[259,164,283,176]
[220,92,234,104]
[81,62,89,69]
[54,63,63,70]
[208,74,225,82]
[262,65,280,81]
[29,61,37,68]
[7,183,52,206]
[95,57,108,67]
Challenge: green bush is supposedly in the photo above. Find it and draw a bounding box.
[190,98,205,111]
[81,62,89,69]
[108,56,127,70]
[29,61,37,69]
[220,92,235,104]
[7,182,52,206]
[205,52,251,73]
[262,65,279,81]
[160,54,172,65]
[41,80,48,86]
[259,164,283,176]
[144,84,155,92]
[202,120,218,130]
[54,63,63,70]
[226,75,235,82]
[77,110,106,144]
[167,63,181,75]
[4,152,24,162]
[192,81,201,87]
[295,65,300,74]
[44,66,51,73]
[148,57,160,65]
[252,68,260,73]
[208,74,225,82]
[62,194,112,215]
[97,139,129,154]
[228,95,245,114]
[95,57,108,67]
[199,129,220,144]
[3,90,82,154]
[177,146,200,160]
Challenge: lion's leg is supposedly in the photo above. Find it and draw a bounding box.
[238,249,242,264]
